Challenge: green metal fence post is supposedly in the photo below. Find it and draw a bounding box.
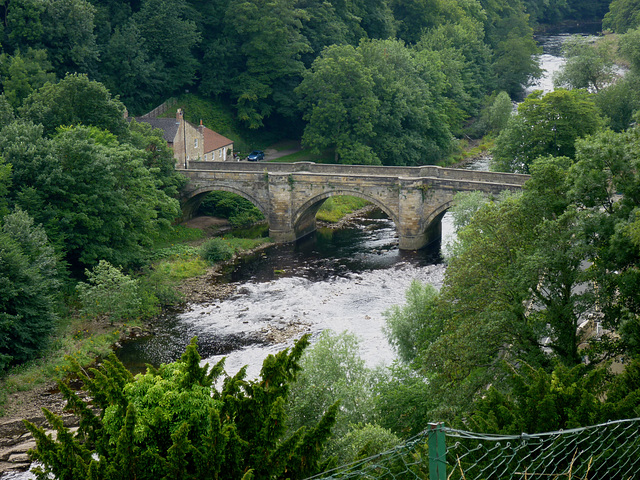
[428,422,446,480]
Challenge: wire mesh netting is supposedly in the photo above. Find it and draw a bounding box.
[306,418,640,480]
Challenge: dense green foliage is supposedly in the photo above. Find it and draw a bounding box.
[76,261,144,324]
[0,0,551,163]
[4,0,640,474]
[200,237,235,263]
[25,336,338,479]
[381,115,640,431]
[0,209,60,370]
[603,0,640,32]
[492,89,605,173]
[198,191,264,228]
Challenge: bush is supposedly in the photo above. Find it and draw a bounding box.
[76,260,142,324]
[200,237,234,263]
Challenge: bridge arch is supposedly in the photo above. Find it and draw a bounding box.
[292,189,398,240]
[420,199,455,247]
[181,185,269,220]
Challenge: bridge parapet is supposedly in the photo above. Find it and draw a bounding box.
[187,161,528,184]
[181,161,530,250]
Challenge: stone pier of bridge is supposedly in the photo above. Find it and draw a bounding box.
[180,161,529,250]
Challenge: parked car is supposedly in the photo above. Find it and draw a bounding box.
[247,150,264,161]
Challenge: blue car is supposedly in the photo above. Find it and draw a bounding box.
[247,150,264,161]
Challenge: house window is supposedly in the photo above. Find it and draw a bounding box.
[194,138,198,149]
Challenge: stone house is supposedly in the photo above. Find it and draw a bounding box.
[135,109,234,168]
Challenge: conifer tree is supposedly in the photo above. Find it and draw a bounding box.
[24,335,337,480]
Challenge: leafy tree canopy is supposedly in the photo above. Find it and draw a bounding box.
[0,122,181,273]
[0,208,60,371]
[553,35,618,93]
[603,0,640,33]
[492,89,605,173]
[19,73,128,137]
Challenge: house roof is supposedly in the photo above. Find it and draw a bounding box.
[203,127,233,153]
[134,117,180,144]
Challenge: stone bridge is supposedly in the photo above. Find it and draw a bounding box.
[180,161,529,250]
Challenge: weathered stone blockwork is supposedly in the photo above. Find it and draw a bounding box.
[182,162,529,250]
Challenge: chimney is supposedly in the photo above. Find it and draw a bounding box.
[176,108,183,123]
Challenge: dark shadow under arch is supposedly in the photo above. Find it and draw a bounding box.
[181,185,269,220]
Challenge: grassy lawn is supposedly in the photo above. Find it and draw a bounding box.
[267,148,334,163]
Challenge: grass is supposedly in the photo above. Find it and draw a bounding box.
[267,148,334,164]
[153,224,204,249]
[222,235,271,252]
[317,196,371,223]
[0,315,136,416]
[442,137,494,167]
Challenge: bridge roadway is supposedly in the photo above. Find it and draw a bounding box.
[180,161,529,250]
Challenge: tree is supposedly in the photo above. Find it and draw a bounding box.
[97,21,165,115]
[76,260,142,324]
[0,209,60,371]
[484,91,513,134]
[221,0,310,128]
[296,44,379,164]
[567,123,640,358]
[0,156,11,217]
[603,0,640,33]
[492,89,605,173]
[287,330,373,438]
[361,39,453,165]
[480,0,542,97]
[0,123,180,273]
[0,48,56,108]
[133,0,201,96]
[298,39,455,165]
[0,95,15,129]
[19,73,128,137]
[553,35,618,93]
[466,363,606,434]
[417,17,492,134]
[384,280,441,363]
[2,0,46,52]
[39,0,99,76]
[382,156,600,419]
[25,336,338,479]
[390,0,446,44]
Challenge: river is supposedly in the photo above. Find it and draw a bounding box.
[114,30,592,378]
[116,30,591,379]
[116,214,452,379]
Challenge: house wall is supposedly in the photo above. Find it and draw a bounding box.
[173,109,204,168]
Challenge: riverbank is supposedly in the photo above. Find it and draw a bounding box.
[1,202,381,474]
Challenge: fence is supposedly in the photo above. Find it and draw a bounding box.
[306,418,640,480]
[139,98,177,118]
